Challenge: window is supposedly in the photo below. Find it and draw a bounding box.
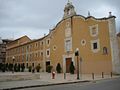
[93,42,97,49]
[47,51,49,55]
[46,39,50,46]
[22,47,24,52]
[36,53,38,57]
[32,63,34,67]
[66,22,70,28]
[41,41,44,45]
[41,52,43,56]
[67,9,70,15]
[32,53,34,58]
[30,45,32,49]
[103,47,108,55]
[47,40,49,45]
[35,43,38,48]
[46,49,50,58]
[53,45,57,51]
[66,40,71,51]
[38,52,40,57]
[81,39,86,46]
[26,63,28,68]
[91,39,100,53]
[26,45,29,51]
[65,38,72,52]
[89,24,98,37]
[65,28,71,37]
[30,54,32,60]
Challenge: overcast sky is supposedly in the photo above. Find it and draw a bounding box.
[0,0,120,39]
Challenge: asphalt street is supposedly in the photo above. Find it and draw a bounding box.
[19,77,120,90]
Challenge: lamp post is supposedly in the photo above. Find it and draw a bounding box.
[75,48,79,80]
[12,56,15,73]
[80,57,82,79]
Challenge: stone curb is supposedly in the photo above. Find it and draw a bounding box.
[2,80,90,90]
[2,76,120,90]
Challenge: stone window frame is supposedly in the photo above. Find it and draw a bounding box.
[53,45,57,51]
[89,24,98,37]
[66,21,70,28]
[65,37,72,52]
[65,28,71,38]
[41,51,43,56]
[46,48,50,58]
[103,47,108,55]
[46,38,50,46]
[81,39,86,46]
[35,42,38,48]
[41,41,44,46]
[91,39,100,53]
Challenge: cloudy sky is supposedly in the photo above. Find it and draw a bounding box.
[0,0,120,39]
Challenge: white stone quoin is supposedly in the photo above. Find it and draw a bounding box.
[108,16,120,74]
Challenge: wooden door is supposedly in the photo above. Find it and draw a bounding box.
[66,58,72,73]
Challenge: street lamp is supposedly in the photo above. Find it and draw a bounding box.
[12,56,15,73]
[75,48,79,80]
[80,57,82,79]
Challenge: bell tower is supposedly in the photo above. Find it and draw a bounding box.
[63,0,76,19]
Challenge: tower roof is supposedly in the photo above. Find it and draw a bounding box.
[64,1,74,11]
[63,0,76,19]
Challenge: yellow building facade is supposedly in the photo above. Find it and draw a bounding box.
[6,1,120,74]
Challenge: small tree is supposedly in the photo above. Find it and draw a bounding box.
[46,65,53,73]
[17,64,21,72]
[8,64,13,71]
[56,63,62,73]
[0,63,2,71]
[28,66,32,72]
[1,64,5,72]
[69,61,75,74]
[5,63,8,71]
[14,63,18,72]
[36,64,41,72]
[21,64,25,72]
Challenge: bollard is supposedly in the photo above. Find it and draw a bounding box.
[64,73,66,79]
[111,72,112,78]
[102,72,104,78]
[92,73,94,80]
[52,71,55,79]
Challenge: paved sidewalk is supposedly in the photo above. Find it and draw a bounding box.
[0,72,119,90]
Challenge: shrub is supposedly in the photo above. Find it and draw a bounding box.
[46,65,53,73]
[14,63,18,72]
[8,64,13,71]
[21,64,25,72]
[36,64,41,72]
[17,64,21,72]
[5,63,8,71]
[1,64,5,72]
[28,66,32,72]
[56,63,62,73]
[0,63,2,71]
[69,61,75,74]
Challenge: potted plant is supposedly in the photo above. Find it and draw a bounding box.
[21,64,25,72]
[1,64,5,72]
[17,64,21,72]
[46,65,53,73]
[28,66,32,72]
[36,64,41,72]
[8,64,13,71]
[56,63,62,73]
[14,63,18,72]
[69,61,75,74]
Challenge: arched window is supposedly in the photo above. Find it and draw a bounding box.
[103,47,108,54]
